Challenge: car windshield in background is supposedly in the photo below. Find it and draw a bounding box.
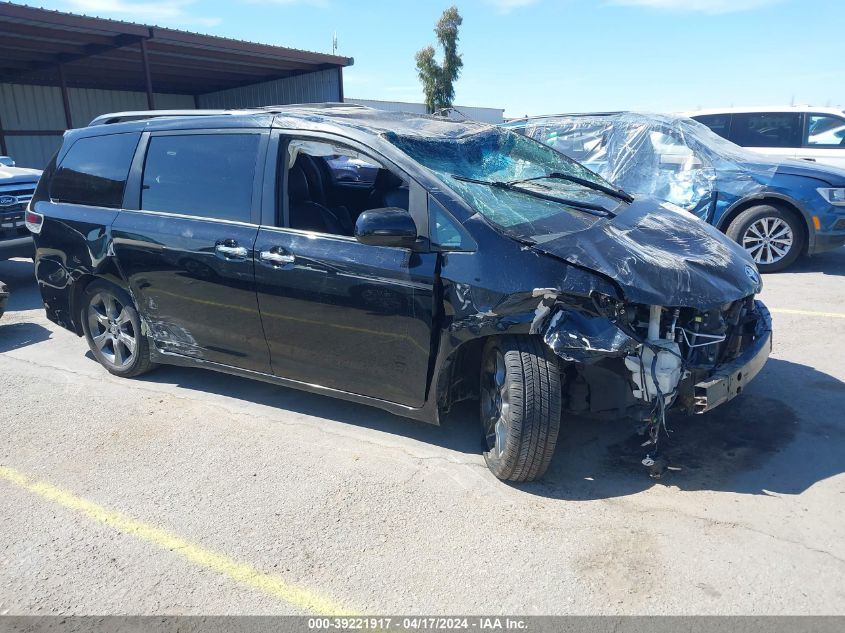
[386,127,624,238]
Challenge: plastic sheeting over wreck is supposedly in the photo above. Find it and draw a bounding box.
[506,112,779,220]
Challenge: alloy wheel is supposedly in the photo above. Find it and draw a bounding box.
[481,349,510,458]
[742,217,794,265]
[87,292,137,368]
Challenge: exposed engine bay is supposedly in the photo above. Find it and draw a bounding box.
[537,291,771,472]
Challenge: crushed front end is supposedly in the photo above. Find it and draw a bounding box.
[597,296,771,414]
[539,291,772,457]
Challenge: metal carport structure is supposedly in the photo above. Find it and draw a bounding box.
[0,2,353,167]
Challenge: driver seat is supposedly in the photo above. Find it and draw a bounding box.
[288,165,344,235]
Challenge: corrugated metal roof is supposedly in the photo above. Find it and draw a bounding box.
[0,2,353,95]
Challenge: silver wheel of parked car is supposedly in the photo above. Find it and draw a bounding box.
[81,281,155,378]
[726,204,804,273]
[480,336,562,482]
[742,217,793,266]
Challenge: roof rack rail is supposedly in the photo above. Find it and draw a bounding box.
[89,103,369,127]
[251,102,367,111]
[88,110,234,126]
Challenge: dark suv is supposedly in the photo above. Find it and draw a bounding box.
[29,105,772,481]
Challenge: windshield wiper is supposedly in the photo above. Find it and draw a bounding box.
[450,174,616,218]
[510,172,635,204]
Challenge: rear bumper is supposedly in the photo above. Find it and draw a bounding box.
[690,301,772,414]
[0,236,34,260]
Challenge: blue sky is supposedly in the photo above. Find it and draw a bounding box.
[29,0,845,117]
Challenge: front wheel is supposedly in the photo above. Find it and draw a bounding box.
[726,204,804,273]
[480,336,562,482]
[81,281,155,378]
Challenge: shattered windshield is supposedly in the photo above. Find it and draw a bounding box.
[385,127,623,237]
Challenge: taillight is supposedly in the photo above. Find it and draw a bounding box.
[25,209,44,234]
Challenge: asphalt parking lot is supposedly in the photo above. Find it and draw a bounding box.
[1,251,844,616]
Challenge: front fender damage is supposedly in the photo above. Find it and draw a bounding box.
[538,308,638,363]
[436,265,635,418]
[446,262,623,339]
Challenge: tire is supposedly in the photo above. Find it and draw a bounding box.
[0,281,9,317]
[726,204,804,273]
[480,336,562,482]
[0,281,8,320]
[80,280,155,378]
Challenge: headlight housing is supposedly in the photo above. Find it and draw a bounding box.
[817,187,845,206]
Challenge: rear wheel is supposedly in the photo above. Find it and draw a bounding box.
[81,281,155,378]
[480,336,562,482]
[726,204,804,273]
[0,281,8,320]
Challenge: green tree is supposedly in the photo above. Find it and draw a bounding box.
[415,6,464,114]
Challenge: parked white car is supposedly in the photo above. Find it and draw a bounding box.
[685,106,845,170]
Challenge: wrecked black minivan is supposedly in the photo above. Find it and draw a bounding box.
[28,105,772,481]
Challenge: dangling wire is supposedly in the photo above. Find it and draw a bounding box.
[643,350,675,470]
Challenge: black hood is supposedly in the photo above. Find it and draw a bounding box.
[528,198,762,309]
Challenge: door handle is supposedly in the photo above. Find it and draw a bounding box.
[215,241,248,258]
[260,249,295,265]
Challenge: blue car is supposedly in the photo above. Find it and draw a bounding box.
[505,112,845,272]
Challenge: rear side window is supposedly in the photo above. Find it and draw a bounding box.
[730,113,802,148]
[50,133,140,208]
[141,134,260,223]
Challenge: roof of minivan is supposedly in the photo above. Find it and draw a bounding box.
[82,104,493,141]
[684,105,845,116]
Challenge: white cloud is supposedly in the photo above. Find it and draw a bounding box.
[486,0,541,15]
[58,0,222,27]
[607,0,782,14]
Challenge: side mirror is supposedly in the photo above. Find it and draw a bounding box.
[354,208,418,248]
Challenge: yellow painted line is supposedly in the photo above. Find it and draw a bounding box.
[770,308,845,319]
[0,465,355,615]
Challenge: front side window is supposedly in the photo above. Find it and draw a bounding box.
[284,139,407,236]
[730,112,802,148]
[141,134,260,222]
[50,133,140,208]
[805,114,845,147]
